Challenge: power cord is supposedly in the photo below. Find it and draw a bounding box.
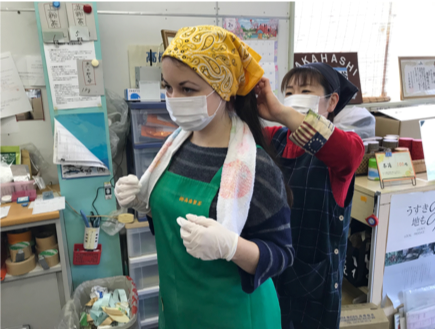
[92,134,128,215]
[65,198,117,219]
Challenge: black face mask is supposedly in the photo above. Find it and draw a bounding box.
[302,63,359,116]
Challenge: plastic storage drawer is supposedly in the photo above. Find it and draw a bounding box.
[141,325,158,329]
[133,143,162,177]
[136,211,148,223]
[129,258,159,291]
[131,109,177,145]
[127,226,156,258]
[139,292,159,323]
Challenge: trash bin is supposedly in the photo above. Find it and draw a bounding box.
[57,275,138,329]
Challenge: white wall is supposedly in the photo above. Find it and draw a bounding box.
[1,2,291,182]
[97,2,290,97]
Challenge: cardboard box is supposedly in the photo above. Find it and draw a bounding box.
[30,97,44,120]
[340,304,389,329]
[342,303,377,310]
[125,88,166,101]
[375,105,435,139]
[16,111,31,121]
[413,159,426,173]
[125,88,141,101]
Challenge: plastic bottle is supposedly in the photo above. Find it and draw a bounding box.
[368,158,380,181]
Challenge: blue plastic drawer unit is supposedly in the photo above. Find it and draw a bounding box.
[129,102,177,145]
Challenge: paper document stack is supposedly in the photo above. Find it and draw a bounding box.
[406,305,435,329]
[53,119,108,169]
[1,52,35,134]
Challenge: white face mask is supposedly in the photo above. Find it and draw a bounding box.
[165,90,222,131]
[283,94,321,115]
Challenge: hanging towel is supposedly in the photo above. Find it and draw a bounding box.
[136,115,257,235]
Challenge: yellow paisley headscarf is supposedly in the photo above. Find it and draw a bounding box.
[163,25,264,101]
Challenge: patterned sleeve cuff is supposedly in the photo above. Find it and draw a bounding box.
[289,110,335,155]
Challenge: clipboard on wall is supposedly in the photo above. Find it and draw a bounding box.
[38,2,97,44]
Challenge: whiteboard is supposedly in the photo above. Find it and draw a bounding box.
[1,1,291,183]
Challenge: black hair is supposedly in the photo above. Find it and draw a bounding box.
[281,66,336,122]
[229,91,294,207]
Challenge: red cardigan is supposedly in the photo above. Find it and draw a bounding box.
[265,126,364,208]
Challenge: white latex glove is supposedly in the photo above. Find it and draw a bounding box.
[114,175,141,208]
[177,214,238,261]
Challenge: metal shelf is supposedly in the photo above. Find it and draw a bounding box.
[3,263,62,283]
[129,253,157,265]
[141,316,159,328]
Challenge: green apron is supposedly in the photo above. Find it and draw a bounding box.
[149,156,281,329]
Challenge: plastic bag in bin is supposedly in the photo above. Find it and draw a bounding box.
[56,276,138,329]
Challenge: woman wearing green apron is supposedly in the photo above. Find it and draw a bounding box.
[115,25,294,329]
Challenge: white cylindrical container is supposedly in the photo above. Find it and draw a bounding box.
[84,227,100,250]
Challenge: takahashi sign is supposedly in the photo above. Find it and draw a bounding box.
[375,151,416,188]
[294,52,362,104]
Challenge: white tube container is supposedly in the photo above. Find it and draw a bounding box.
[84,227,100,250]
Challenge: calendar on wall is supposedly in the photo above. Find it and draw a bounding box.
[223,18,279,94]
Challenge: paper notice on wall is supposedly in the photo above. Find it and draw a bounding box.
[259,62,278,92]
[243,40,279,93]
[223,17,279,41]
[244,40,276,62]
[405,64,435,96]
[223,18,279,93]
[13,55,45,86]
[77,60,105,96]
[386,191,435,253]
[43,43,101,110]
[382,191,435,308]
[0,52,33,119]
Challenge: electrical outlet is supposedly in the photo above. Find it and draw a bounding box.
[104,182,112,200]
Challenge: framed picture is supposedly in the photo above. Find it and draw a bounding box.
[399,57,435,100]
[161,30,177,50]
[294,52,363,104]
